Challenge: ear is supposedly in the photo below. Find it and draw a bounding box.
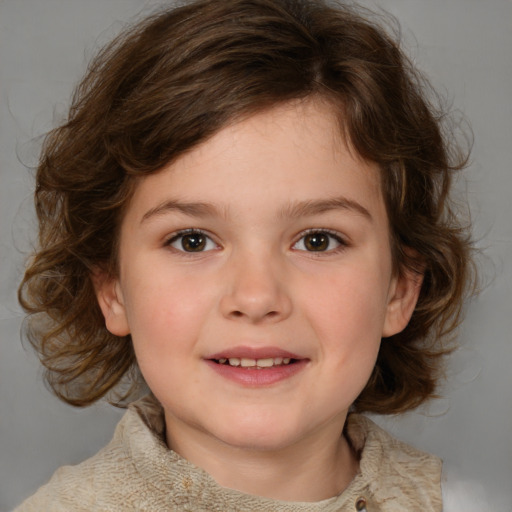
[91,269,130,336]
[382,266,423,338]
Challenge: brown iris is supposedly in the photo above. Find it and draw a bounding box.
[303,232,330,251]
[181,233,207,252]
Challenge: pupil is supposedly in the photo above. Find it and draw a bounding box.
[305,233,329,251]
[182,234,205,251]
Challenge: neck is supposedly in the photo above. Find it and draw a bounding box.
[165,413,359,502]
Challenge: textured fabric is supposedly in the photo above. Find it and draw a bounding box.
[15,395,442,512]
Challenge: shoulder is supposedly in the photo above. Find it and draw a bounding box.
[14,396,166,512]
[14,418,134,511]
[346,414,443,511]
[347,414,443,482]
[347,415,491,512]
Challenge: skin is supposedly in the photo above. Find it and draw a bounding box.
[95,98,421,502]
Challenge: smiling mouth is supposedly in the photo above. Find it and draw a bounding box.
[213,357,296,369]
[207,351,307,385]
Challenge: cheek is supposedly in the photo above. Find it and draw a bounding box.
[301,259,390,379]
[314,275,385,396]
[308,266,390,337]
[121,269,214,358]
[121,273,214,401]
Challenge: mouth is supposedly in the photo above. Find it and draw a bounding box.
[205,347,307,386]
[212,356,297,369]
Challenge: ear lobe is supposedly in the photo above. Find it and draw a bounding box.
[91,270,130,336]
[382,267,423,338]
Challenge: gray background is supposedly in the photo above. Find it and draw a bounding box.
[1,0,511,510]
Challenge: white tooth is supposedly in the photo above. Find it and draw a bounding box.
[228,357,241,366]
[282,358,291,365]
[218,358,227,364]
[274,357,283,365]
[256,358,274,368]
[240,358,256,367]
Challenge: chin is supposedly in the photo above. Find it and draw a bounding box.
[210,414,305,452]
[219,431,301,452]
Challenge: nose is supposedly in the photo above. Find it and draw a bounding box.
[219,250,292,324]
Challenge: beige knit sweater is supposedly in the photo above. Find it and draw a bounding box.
[15,396,442,511]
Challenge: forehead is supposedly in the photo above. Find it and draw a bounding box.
[124,99,385,222]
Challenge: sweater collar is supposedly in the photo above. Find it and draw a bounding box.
[119,395,440,511]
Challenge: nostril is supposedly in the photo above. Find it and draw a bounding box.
[230,310,279,318]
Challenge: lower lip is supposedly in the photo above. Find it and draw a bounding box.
[205,359,308,386]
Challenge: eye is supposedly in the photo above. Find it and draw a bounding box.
[167,230,217,253]
[293,230,345,252]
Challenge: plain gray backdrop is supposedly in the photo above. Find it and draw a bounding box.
[1,1,511,510]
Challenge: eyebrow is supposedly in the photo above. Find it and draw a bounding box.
[140,196,372,224]
[278,197,373,221]
[141,200,220,223]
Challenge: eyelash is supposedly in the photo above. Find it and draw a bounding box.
[164,228,348,255]
[292,229,348,254]
[164,229,218,254]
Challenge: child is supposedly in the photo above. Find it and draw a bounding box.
[15,0,475,510]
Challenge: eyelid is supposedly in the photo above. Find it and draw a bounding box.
[164,228,219,253]
[292,228,349,252]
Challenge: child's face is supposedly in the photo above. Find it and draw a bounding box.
[97,99,419,455]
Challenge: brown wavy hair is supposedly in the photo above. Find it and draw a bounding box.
[19,0,474,411]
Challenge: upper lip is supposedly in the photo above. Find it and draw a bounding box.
[206,346,305,360]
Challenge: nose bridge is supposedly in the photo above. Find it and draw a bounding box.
[220,244,291,323]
